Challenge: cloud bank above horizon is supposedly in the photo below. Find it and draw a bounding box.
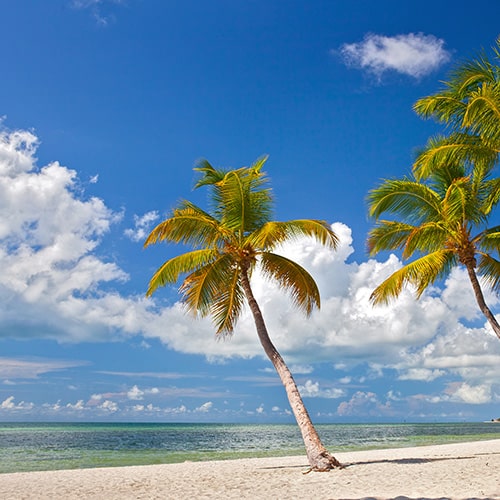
[0,122,499,415]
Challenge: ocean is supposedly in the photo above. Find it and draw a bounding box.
[0,422,498,473]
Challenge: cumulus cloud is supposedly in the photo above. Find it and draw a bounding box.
[337,391,394,417]
[339,33,450,79]
[127,385,144,400]
[298,380,344,399]
[444,382,493,405]
[0,396,34,411]
[66,400,85,410]
[0,124,157,343]
[99,399,119,412]
[195,401,213,413]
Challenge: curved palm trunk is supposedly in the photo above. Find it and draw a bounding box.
[240,270,342,471]
[465,263,500,340]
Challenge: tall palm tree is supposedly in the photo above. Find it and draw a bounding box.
[145,156,342,471]
[413,39,500,180]
[367,161,500,340]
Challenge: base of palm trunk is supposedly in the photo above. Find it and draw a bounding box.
[305,450,343,472]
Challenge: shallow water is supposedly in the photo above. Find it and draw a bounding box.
[0,422,498,473]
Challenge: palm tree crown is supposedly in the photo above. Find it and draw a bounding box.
[367,162,500,339]
[145,156,338,334]
[413,39,500,180]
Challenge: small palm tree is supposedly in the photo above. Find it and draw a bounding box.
[367,161,500,340]
[413,39,500,179]
[145,156,342,470]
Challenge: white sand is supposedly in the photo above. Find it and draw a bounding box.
[0,439,499,499]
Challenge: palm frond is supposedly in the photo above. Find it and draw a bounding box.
[413,94,466,125]
[477,253,500,293]
[479,178,500,214]
[193,158,227,188]
[209,266,246,335]
[370,250,455,304]
[367,221,414,255]
[179,253,237,317]
[248,219,338,251]
[403,223,449,258]
[413,44,497,126]
[442,176,470,221]
[413,133,497,180]
[260,252,320,315]
[476,226,500,253]
[146,249,219,297]
[463,83,500,143]
[367,179,441,223]
[216,163,273,235]
[144,201,231,249]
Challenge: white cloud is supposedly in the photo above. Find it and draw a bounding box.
[446,382,493,405]
[124,211,160,242]
[337,391,393,417]
[0,124,157,343]
[66,400,85,410]
[298,380,344,399]
[195,401,213,413]
[99,399,119,412]
[127,385,144,400]
[126,385,159,400]
[339,33,450,78]
[0,396,34,411]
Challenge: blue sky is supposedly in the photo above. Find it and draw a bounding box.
[1,0,499,423]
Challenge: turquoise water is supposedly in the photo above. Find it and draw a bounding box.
[0,422,498,473]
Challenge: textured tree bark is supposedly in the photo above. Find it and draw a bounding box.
[465,262,500,340]
[240,269,342,471]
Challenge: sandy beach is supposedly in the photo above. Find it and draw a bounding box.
[0,439,498,500]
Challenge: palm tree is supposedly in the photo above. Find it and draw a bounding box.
[145,156,342,471]
[367,160,500,340]
[413,39,500,180]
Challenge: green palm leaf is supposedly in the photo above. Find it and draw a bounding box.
[260,252,320,315]
[180,253,237,318]
[248,219,338,251]
[144,201,233,249]
[215,164,273,235]
[413,134,497,180]
[367,221,414,255]
[463,83,500,143]
[209,266,245,335]
[146,249,220,297]
[477,253,500,294]
[193,159,227,188]
[476,226,500,252]
[367,179,441,223]
[370,250,455,304]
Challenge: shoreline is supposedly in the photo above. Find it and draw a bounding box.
[0,439,499,499]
